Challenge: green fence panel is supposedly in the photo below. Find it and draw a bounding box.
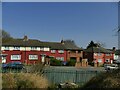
[43,69,102,84]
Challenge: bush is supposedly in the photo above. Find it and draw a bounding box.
[66,60,76,66]
[2,73,49,88]
[50,58,62,66]
[27,63,44,74]
[82,69,120,88]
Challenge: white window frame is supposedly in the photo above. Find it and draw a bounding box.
[51,50,56,53]
[98,53,102,56]
[94,53,97,56]
[4,46,9,50]
[58,50,64,54]
[60,57,64,61]
[106,53,112,56]
[40,47,44,51]
[13,46,20,50]
[56,57,64,61]
[98,59,102,63]
[29,55,38,60]
[31,47,37,50]
[11,55,21,60]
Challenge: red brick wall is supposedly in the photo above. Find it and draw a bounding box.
[83,52,114,64]
[2,50,67,64]
[66,50,83,61]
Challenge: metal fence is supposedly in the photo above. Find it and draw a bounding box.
[1,66,103,85]
[2,69,23,73]
[43,69,102,85]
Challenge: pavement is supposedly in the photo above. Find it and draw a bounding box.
[44,65,105,72]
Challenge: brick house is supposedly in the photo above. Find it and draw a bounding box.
[62,40,83,62]
[83,46,114,66]
[1,36,83,64]
[114,49,120,60]
[2,37,50,64]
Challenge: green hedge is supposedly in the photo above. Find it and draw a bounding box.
[50,58,62,66]
[50,58,76,66]
[66,59,76,66]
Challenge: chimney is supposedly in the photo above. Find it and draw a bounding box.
[61,39,64,44]
[113,47,116,52]
[23,35,28,41]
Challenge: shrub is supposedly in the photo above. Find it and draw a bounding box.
[2,73,49,88]
[66,59,76,66]
[27,63,44,74]
[50,58,62,66]
[82,69,120,88]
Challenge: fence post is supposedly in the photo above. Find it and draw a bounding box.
[75,70,77,83]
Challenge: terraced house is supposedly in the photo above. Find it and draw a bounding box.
[84,46,114,66]
[1,36,83,64]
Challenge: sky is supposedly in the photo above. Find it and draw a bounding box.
[2,2,118,49]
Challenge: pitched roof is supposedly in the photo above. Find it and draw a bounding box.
[39,42,66,50]
[2,38,47,47]
[2,38,82,50]
[63,41,82,50]
[84,46,112,53]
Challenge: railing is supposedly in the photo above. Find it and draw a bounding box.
[2,69,22,73]
[1,66,103,85]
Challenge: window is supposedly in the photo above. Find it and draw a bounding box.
[4,46,9,50]
[106,54,112,56]
[44,47,50,51]
[98,59,102,63]
[60,57,64,61]
[11,55,21,60]
[13,47,20,50]
[29,55,38,60]
[56,57,64,61]
[58,50,64,53]
[40,47,44,51]
[51,50,56,53]
[31,47,37,50]
[94,53,97,56]
[98,53,102,56]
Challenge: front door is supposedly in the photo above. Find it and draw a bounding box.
[2,56,6,63]
[41,55,45,63]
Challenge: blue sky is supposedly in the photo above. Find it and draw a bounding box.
[2,2,118,49]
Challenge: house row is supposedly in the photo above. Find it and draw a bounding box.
[1,36,119,66]
[1,36,83,65]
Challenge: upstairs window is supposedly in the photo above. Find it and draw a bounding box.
[13,47,20,50]
[98,53,102,56]
[58,50,64,54]
[106,53,112,56]
[31,47,37,50]
[40,47,44,51]
[98,59,102,63]
[51,50,56,53]
[94,53,97,56]
[4,46,9,50]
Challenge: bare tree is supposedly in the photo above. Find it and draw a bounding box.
[96,41,106,48]
[0,30,13,43]
[1,30,11,38]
